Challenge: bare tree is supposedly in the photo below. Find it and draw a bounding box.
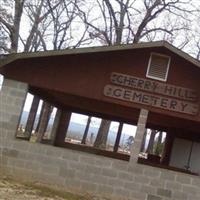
[140,129,148,152]
[94,119,111,149]
[81,116,92,144]
[0,0,25,53]
[146,129,157,154]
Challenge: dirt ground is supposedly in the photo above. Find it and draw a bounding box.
[0,176,101,200]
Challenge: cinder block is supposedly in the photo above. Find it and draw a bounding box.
[102,168,117,178]
[192,177,200,187]
[147,194,162,200]
[90,174,108,185]
[40,164,59,175]
[108,177,125,188]
[172,191,188,200]
[128,164,144,175]
[134,175,150,184]
[7,157,25,168]
[188,194,200,200]
[62,150,80,161]
[76,171,93,181]
[85,164,102,174]
[69,161,86,171]
[144,168,161,178]
[176,174,192,184]
[24,161,40,172]
[131,191,147,200]
[95,158,112,168]
[65,178,81,189]
[79,155,95,164]
[2,148,19,158]
[160,171,175,181]
[140,185,156,195]
[112,160,128,171]
[12,141,29,152]
[150,178,165,188]
[46,148,62,158]
[117,171,133,181]
[98,184,114,195]
[124,181,141,191]
[165,180,182,191]
[182,184,197,195]
[59,167,75,178]
[157,188,171,198]
[80,180,97,192]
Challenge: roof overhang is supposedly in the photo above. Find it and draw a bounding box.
[0,40,200,69]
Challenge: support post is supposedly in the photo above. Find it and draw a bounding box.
[130,109,149,163]
[50,109,62,144]
[54,110,71,146]
[36,102,51,142]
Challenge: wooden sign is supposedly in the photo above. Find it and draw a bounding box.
[104,84,199,115]
[111,72,198,102]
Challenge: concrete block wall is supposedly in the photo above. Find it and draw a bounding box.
[2,140,200,200]
[0,78,28,143]
[1,79,200,200]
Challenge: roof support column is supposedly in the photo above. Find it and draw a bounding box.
[54,110,71,146]
[130,108,149,163]
[36,102,52,142]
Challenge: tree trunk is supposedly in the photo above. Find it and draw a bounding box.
[146,130,156,154]
[140,129,148,152]
[81,116,91,144]
[11,0,24,52]
[157,132,163,146]
[25,95,40,139]
[155,131,163,156]
[94,120,111,149]
[114,122,123,152]
[35,102,44,133]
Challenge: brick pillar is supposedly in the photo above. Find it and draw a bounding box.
[130,109,149,163]
[0,78,28,143]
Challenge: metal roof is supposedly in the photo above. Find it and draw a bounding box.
[1,40,200,68]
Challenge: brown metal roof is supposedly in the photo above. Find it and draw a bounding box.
[1,40,200,68]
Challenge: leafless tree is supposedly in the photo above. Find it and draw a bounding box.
[0,0,25,53]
